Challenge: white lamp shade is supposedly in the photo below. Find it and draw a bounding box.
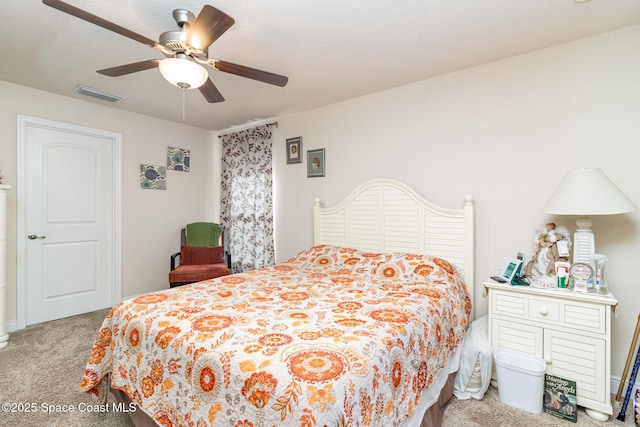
[543,168,637,215]
[159,58,208,89]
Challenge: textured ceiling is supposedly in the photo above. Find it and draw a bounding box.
[2,0,640,131]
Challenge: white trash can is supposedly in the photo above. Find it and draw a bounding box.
[494,348,546,413]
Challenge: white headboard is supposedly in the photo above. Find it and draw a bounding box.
[313,178,474,315]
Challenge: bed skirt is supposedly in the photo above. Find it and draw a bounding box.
[420,372,456,427]
[110,371,456,427]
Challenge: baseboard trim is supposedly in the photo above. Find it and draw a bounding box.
[4,293,142,334]
[5,319,18,333]
[610,375,639,403]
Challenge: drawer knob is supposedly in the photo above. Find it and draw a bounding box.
[539,308,548,316]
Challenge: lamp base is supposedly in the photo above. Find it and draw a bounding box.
[573,217,595,265]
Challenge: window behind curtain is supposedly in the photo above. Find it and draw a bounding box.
[220,124,275,273]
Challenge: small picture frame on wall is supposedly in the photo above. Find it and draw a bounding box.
[307,148,325,178]
[286,137,302,164]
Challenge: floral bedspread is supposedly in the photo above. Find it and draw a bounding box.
[81,245,471,427]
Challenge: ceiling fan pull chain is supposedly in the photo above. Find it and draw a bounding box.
[182,87,186,121]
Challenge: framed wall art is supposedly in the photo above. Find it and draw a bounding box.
[307,148,325,178]
[140,164,166,190]
[167,146,190,172]
[286,137,302,164]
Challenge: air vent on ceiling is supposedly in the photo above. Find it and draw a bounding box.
[74,85,123,103]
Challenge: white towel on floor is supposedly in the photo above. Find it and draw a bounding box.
[454,315,493,400]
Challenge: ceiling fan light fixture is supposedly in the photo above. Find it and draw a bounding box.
[159,57,208,89]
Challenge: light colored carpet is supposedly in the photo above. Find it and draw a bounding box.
[0,309,636,427]
[443,385,637,426]
[0,309,133,427]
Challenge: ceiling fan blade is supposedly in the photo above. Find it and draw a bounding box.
[97,60,160,77]
[186,5,235,51]
[199,79,225,103]
[213,60,288,87]
[42,0,163,51]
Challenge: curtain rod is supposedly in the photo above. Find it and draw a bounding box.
[218,121,278,138]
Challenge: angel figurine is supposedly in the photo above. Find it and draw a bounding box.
[522,223,571,279]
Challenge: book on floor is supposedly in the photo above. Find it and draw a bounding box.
[544,374,577,423]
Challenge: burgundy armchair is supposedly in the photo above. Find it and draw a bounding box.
[168,225,231,288]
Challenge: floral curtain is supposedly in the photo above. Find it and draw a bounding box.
[220,124,275,273]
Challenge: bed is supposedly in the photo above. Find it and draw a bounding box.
[81,178,475,427]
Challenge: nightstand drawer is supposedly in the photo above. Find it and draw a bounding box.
[528,298,560,322]
[490,289,606,334]
[564,302,606,335]
[491,291,526,317]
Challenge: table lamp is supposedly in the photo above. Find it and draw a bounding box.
[542,168,637,265]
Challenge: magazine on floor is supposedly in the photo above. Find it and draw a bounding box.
[544,374,577,423]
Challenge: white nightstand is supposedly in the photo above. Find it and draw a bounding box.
[485,279,618,420]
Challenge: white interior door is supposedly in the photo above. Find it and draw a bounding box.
[18,116,121,326]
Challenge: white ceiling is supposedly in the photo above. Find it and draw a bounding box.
[2,0,640,131]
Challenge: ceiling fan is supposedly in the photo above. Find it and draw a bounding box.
[42,0,288,103]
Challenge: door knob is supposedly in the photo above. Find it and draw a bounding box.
[27,233,46,240]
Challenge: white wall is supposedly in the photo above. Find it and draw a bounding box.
[0,81,221,321]
[272,25,640,379]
